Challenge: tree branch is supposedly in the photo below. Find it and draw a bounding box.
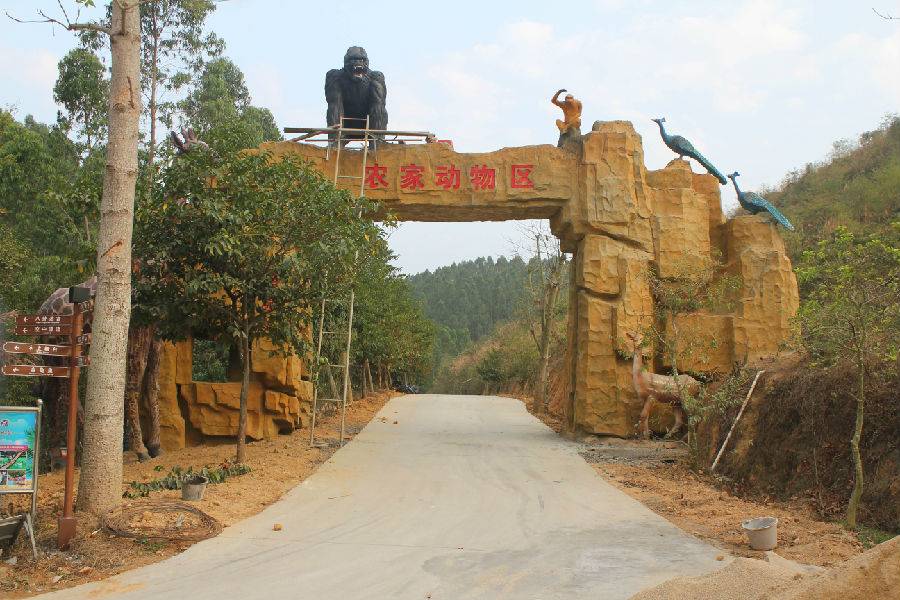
[5,5,111,35]
[873,7,897,19]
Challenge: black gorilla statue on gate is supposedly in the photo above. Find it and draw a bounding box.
[325,46,388,146]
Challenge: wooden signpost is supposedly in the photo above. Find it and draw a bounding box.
[1,285,93,550]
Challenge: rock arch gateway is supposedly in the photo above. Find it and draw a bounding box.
[263,121,799,437]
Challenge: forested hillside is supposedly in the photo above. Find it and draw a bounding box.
[407,255,531,375]
[771,115,900,259]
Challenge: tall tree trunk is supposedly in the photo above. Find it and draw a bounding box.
[533,257,562,415]
[366,361,375,394]
[77,1,141,515]
[846,354,866,529]
[146,11,159,190]
[125,325,151,461]
[236,324,250,464]
[361,360,369,397]
[143,337,163,457]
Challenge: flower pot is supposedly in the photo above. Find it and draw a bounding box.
[742,516,778,550]
[181,474,208,501]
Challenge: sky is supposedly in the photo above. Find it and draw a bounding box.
[1,0,899,273]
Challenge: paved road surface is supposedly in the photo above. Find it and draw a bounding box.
[40,395,725,599]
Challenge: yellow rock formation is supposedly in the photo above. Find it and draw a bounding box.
[155,120,799,444]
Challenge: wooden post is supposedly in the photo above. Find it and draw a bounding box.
[58,302,84,550]
[710,370,765,473]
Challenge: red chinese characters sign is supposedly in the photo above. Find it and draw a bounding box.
[365,164,388,189]
[400,164,425,190]
[435,165,460,190]
[510,164,534,189]
[361,162,534,191]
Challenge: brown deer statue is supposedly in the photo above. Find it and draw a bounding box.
[626,331,700,439]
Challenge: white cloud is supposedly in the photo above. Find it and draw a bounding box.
[0,46,59,116]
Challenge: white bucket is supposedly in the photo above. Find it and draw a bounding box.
[742,516,778,550]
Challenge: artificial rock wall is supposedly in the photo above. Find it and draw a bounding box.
[154,338,313,450]
[254,121,798,437]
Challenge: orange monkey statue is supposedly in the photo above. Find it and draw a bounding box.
[551,88,582,148]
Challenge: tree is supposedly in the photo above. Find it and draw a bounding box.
[140,0,223,182]
[351,247,435,390]
[137,147,379,463]
[53,48,108,153]
[796,226,900,529]
[180,57,281,148]
[12,0,146,514]
[517,224,566,414]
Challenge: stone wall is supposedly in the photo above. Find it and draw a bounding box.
[245,121,800,438]
[155,338,313,450]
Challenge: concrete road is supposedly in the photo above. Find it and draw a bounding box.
[40,395,725,600]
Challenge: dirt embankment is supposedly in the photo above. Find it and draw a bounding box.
[697,355,899,532]
[632,534,899,600]
[0,392,395,598]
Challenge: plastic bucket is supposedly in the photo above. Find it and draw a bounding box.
[181,475,208,501]
[742,516,778,550]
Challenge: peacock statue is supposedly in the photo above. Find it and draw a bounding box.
[727,171,795,231]
[651,117,728,185]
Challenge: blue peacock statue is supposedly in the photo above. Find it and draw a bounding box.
[727,171,795,231]
[652,118,728,185]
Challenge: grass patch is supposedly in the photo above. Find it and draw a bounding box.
[855,524,897,549]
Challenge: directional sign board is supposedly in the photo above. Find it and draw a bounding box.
[76,333,92,346]
[2,365,70,378]
[2,342,71,357]
[14,325,73,336]
[16,314,73,326]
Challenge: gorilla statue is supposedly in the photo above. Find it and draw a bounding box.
[325,46,388,146]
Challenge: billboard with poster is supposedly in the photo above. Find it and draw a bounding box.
[0,408,38,492]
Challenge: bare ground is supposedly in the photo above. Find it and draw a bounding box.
[0,391,395,598]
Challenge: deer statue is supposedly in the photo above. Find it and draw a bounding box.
[626,331,700,439]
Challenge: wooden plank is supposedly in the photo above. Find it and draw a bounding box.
[16,314,73,326]
[2,342,72,357]
[283,126,435,137]
[14,325,73,336]
[2,365,70,378]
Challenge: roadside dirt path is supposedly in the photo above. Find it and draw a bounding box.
[0,392,394,598]
[582,439,864,568]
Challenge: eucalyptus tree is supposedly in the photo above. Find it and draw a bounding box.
[10,0,145,514]
[180,57,281,147]
[139,0,223,179]
[53,48,109,153]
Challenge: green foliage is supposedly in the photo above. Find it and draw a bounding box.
[192,339,230,382]
[350,252,435,384]
[123,461,251,498]
[136,146,381,417]
[769,115,900,260]
[0,110,97,312]
[796,226,900,366]
[179,57,281,151]
[795,225,899,528]
[139,0,224,130]
[408,255,531,380]
[53,48,108,152]
[433,320,547,395]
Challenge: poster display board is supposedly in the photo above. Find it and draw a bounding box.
[0,405,41,516]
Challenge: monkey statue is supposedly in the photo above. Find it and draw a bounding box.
[551,89,582,149]
[325,46,388,149]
